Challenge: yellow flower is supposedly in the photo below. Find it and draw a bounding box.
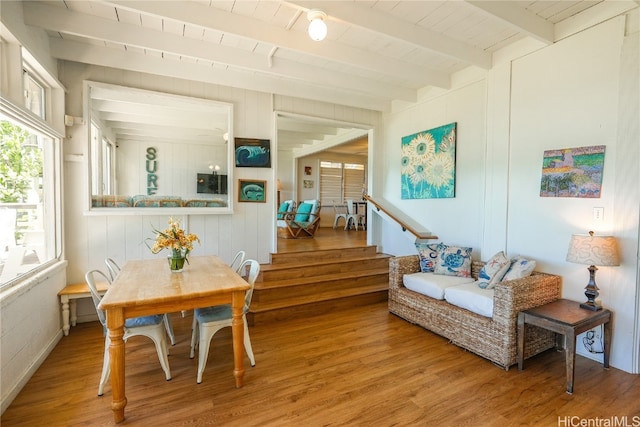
[147,217,200,259]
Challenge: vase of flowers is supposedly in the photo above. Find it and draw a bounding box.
[148,218,200,273]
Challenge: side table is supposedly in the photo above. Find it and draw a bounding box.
[517,298,611,394]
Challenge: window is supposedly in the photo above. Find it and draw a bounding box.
[23,68,46,119]
[320,161,365,204]
[1,66,62,288]
[90,123,115,195]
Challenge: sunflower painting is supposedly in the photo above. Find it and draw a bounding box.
[401,122,457,199]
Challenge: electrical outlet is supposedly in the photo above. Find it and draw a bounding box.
[593,207,604,221]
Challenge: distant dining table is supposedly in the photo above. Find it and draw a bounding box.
[98,255,250,423]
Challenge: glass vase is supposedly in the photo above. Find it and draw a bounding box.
[168,248,187,273]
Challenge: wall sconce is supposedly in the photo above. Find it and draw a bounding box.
[209,164,220,175]
[307,9,327,41]
[566,231,620,311]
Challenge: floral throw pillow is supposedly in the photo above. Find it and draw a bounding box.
[434,244,472,277]
[415,242,442,273]
[477,251,511,289]
[502,256,537,281]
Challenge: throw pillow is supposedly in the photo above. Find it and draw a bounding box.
[502,256,537,281]
[294,203,312,222]
[477,251,510,289]
[434,244,472,277]
[414,242,442,273]
[277,201,290,219]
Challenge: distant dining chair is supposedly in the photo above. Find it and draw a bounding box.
[229,250,246,274]
[189,259,260,384]
[332,200,347,229]
[85,269,171,396]
[345,199,365,231]
[104,258,120,281]
[103,257,176,345]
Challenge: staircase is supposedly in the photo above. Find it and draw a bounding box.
[248,245,390,326]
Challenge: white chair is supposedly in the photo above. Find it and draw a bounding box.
[104,257,176,345]
[345,199,365,231]
[332,200,347,229]
[85,269,171,396]
[104,257,120,281]
[189,259,260,384]
[229,250,246,273]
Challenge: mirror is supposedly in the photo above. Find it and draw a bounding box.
[85,81,233,214]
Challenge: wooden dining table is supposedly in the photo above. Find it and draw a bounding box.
[98,255,250,423]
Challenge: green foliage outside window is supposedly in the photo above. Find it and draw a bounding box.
[0,120,43,203]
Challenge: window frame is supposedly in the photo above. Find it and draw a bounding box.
[319,160,366,205]
[0,93,63,291]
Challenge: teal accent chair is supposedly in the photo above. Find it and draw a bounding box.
[277,199,321,238]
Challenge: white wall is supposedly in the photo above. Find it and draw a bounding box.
[381,76,487,256]
[1,3,69,413]
[379,17,639,373]
[117,139,227,199]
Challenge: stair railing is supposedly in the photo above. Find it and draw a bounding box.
[363,194,438,241]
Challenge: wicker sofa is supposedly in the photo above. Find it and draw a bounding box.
[389,255,561,369]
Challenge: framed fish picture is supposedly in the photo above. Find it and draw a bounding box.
[401,122,457,199]
[235,138,271,168]
[238,179,266,203]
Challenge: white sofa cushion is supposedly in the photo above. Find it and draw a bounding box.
[403,272,475,300]
[444,281,494,317]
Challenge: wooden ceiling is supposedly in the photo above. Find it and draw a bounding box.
[21,1,637,154]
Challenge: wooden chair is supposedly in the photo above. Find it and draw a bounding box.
[189,259,260,383]
[277,199,321,238]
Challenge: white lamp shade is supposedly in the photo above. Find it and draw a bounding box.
[566,233,620,266]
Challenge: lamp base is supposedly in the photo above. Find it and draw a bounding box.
[580,301,602,311]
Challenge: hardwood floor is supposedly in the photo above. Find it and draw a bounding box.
[3,301,639,426]
[3,228,639,426]
[277,226,368,253]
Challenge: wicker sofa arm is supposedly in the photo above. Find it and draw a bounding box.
[492,272,561,327]
[389,255,421,290]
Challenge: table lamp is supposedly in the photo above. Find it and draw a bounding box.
[566,231,620,311]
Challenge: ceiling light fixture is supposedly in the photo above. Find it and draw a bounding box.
[307,9,327,41]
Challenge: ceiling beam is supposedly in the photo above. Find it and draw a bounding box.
[286,1,492,69]
[465,1,555,44]
[50,38,393,112]
[104,0,450,88]
[23,2,417,103]
[292,128,368,158]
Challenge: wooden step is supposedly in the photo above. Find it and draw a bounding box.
[258,254,390,282]
[249,246,390,326]
[269,245,379,264]
[252,270,389,306]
